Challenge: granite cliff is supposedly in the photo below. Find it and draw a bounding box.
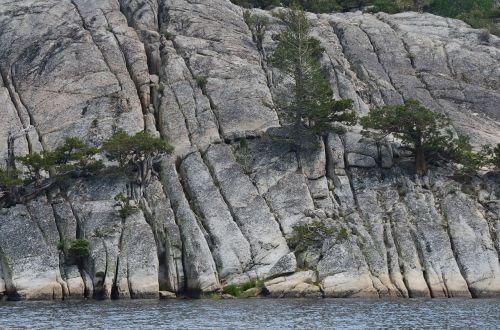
[0,0,499,300]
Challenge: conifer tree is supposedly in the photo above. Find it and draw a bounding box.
[270,8,355,146]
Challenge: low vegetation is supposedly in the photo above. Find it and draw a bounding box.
[222,280,263,297]
[68,239,90,266]
[289,221,347,253]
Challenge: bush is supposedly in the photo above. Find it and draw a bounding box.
[288,220,337,253]
[395,181,408,197]
[222,280,261,297]
[235,138,252,173]
[196,76,208,91]
[244,11,270,50]
[68,239,89,265]
[115,193,139,219]
[336,228,349,240]
[222,284,241,296]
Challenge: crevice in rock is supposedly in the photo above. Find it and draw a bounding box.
[399,38,443,107]
[94,239,109,300]
[112,5,152,118]
[412,232,434,298]
[201,145,254,267]
[176,154,215,251]
[70,2,124,94]
[111,214,127,300]
[439,198,474,297]
[0,70,32,153]
[356,25,404,102]
[170,38,224,140]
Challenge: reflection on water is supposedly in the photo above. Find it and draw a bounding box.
[0,298,498,329]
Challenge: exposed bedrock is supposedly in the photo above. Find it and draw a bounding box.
[0,0,498,299]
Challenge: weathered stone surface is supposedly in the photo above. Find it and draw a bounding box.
[204,144,290,278]
[346,153,377,168]
[160,160,220,294]
[142,179,184,293]
[0,1,499,300]
[159,290,177,299]
[181,152,252,279]
[442,193,500,298]
[0,0,144,150]
[264,173,315,237]
[0,205,63,300]
[163,0,279,139]
[115,212,159,299]
[158,40,220,156]
[265,271,322,298]
[318,236,378,298]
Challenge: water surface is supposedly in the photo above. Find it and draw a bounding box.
[0,298,498,329]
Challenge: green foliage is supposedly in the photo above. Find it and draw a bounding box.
[68,239,89,265]
[0,168,23,188]
[114,193,139,219]
[288,220,338,253]
[103,129,173,185]
[232,0,500,36]
[103,130,173,167]
[196,76,208,92]
[244,11,270,50]
[16,137,103,182]
[161,32,173,40]
[429,0,494,18]
[336,228,349,240]
[271,8,356,144]
[458,6,500,37]
[361,99,455,175]
[222,284,241,296]
[395,181,408,197]
[222,280,262,297]
[494,144,500,169]
[231,0,280,9]
[361,99,497,175]
[235,138,252,173]
[241,280,259,291]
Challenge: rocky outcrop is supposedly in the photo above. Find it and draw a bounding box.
[0,0,498,300]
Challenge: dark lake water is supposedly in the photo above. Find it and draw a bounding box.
[0,298,498,329]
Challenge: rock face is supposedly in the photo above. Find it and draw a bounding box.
[0,0,498,300]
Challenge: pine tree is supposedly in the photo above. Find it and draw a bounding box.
[270,8,355,146]
[361,99,464,175]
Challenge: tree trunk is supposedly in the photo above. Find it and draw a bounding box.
[415,147,428,176]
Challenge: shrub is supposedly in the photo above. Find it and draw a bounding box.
[235,138,252,173]
[244,11,270,50]
[241,279,261,291]
[196,76,208,92]
[336,228,349,240]
[288,220,337,253]
[395,181,408,197]
[222,284,241,296]
[115,193,139,219]
[68,239,90,265]
[222,280,261,297]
